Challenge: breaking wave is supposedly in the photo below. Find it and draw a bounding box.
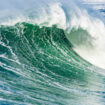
[0,0,105,105]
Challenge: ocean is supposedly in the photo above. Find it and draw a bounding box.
[0,0,105,105]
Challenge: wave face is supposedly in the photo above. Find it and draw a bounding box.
[0,0,105,105]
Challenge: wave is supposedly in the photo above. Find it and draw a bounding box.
[0,22,104,105]
[0,2,105,68]
[0,0,105,105]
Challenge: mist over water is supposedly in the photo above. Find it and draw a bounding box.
[0,0,105,105]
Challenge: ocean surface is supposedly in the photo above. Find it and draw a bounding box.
[0,0,105,105]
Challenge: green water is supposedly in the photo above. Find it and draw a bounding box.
[0,22,105,105]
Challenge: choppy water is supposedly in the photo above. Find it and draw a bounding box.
[0,0,105,105]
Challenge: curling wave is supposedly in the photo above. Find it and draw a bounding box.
[0,0,105,105]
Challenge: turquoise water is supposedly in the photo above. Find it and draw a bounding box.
[0,1,105,105]
[0,23,105,105]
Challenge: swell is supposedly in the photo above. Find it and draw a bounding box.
[0,22,104,105]
[0,0,105,70]
[0,22,88,78]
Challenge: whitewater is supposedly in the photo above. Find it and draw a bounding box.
[0,0,105,105]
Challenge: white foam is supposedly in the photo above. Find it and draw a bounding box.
[0,2,66,30]
[69,6,105,69]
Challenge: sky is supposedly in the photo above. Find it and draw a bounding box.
[82,0,105,3]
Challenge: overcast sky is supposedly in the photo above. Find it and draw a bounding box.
[82,0,105,3]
